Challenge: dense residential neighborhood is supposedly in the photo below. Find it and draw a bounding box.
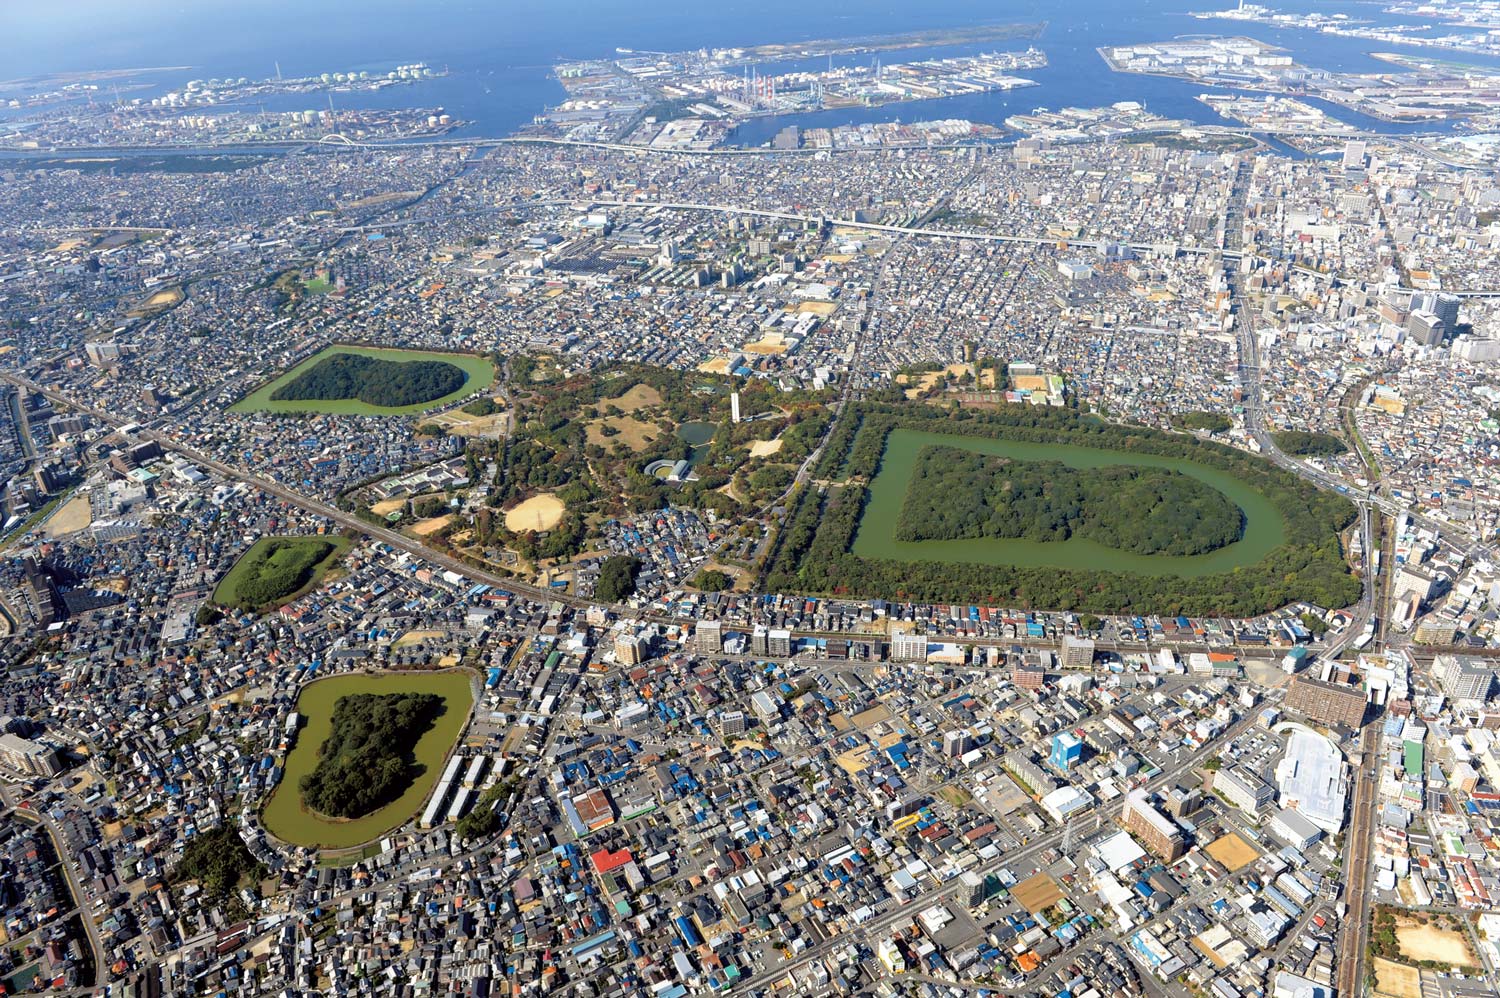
[7,3,1500,997]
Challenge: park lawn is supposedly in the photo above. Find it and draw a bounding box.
[302,276,333,294]
[606,383,663,413]
[261,671,474,849]
[230,345,496,416]
[585,414,660,451]
[214,535,349,610]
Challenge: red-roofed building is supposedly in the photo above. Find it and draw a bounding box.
[590,848,634,875]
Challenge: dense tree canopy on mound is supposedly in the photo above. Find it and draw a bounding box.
[595,555,642,603]
[767,401,1360,616]
[1173,411,1232,434]
[217,537,339,610]
[271,353,467,408]
[172,825,264,900]
[693,568,732,592]
[299,693,444,818]
[1272,430,1348,457]
[896,445,1243,556]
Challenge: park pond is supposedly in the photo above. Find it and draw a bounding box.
[261,670,474,849]
[676,420,717,469]
[854,429,1287,578]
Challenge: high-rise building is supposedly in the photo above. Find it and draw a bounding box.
[1165,786,1202,818]
[1434,654,1494,708]
[0,733,61,777]
[961,870,1007,907]
[23,561,63,628]
[767,628,792,657]
[943,730,973,758]
[1431,292,1460,331]
[1050,731,1083,772]
[1394,563,1439,605]
[1407,309,1444,346]
[891,632,927,661]
[876,939,906,974]
[1122,789,1185,861]
[1013,663,1045,690]
[84,340,122,367]
[1284,676,1367,729]
[613,631,647,666]
[1214,765,1276,815]
[1003,750,1055,796]
[1341,140,1366,170]
[695,620,722,654]
[1061,634,1095,669]
[1453,335,1500,362]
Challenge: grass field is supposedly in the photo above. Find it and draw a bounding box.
[230,346,496,416]
[607,383,663,413]
[260,671,474,849]
[585,414,659,451]
[214,535,349,610]
[936,786,973,807]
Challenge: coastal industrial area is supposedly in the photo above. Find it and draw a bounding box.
[7,4,1500,998]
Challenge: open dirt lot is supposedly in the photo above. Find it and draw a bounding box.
[1395,921,1478,968]
[45,495,92,538]
[392,629,445,648]
[411,515,452,536]
[437,411,508,438]
[505,493,565,533]
[1012,873,1064,915]
[340,190,424,211]
[1205,833,1258,873]
[748,438,784,457]
[143,283,181,307]
[370,498,406,517]
[1372,957,1421,998]
[897,363,975,398]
